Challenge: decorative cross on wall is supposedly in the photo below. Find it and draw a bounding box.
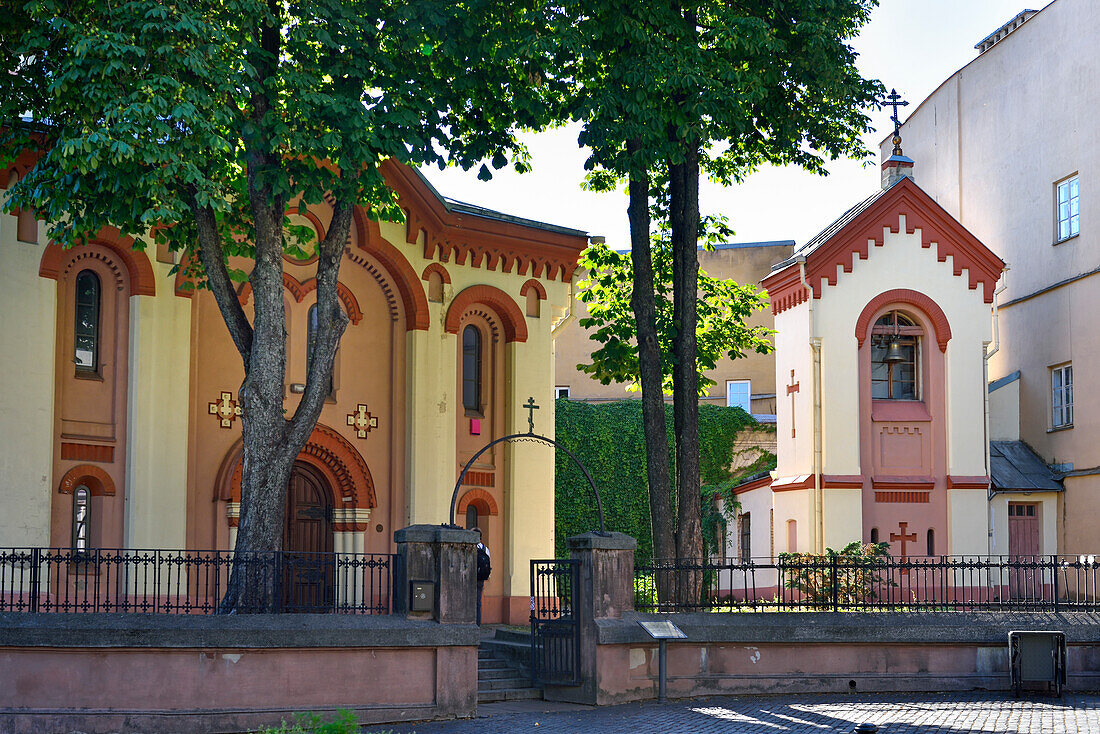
[347,404,379,439]
[524,396,539,434]
[208,391,242,429]
[884,88,909,138]
[890,521,918,575]
[786,370,800,439]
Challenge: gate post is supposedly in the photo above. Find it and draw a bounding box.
[543,531,636,705]
[393,525,479,623]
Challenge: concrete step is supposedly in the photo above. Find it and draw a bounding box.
[477,686,543,703]
[480,638,530,668]
[492,627,530,644]
[477,659,510,671]
[478,667,523,681]
[478,676,537,691]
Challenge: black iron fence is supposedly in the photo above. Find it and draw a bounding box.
[0,547,394,614]
[635,554,1100,613]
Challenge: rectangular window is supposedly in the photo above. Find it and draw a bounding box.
[1056,175,1079,242]
[555,386,570,399]
[739,513,751,561]
[1051,364,1073,428]
[726,380,751,413]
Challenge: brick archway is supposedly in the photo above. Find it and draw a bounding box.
[444,284,528,343]
[58,464,116,496]
[215,424,376,509]
[855,288,952,352]
[39,227,157,297]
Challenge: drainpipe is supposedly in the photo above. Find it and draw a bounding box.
[984,267,1009,554]
[797,257,824,554]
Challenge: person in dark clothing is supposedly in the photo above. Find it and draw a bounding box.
[475,530,491,625]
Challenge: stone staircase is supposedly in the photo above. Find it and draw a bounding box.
[478,628,542,703]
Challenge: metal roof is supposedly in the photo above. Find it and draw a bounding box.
[990,441,1063,493]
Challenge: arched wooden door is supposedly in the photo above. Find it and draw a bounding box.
[282,462,335,611]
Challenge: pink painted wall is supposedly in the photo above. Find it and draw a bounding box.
[0,645,476,734]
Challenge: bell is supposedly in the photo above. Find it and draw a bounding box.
[883,338,906,363]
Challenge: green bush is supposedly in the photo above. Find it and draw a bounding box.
[554,399,764,563]
[780,541,895,606]
[254,710,385,734]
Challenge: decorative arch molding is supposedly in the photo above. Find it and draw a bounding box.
[421,262,451,285]
[519,278,547,301]
[298,279,364,325]
[236,272,308,305]
[215,424,377,509]
[39,227,157,297]
[855,288,952,353]
[347,206,430,331]
[457,488,499,517]
[58,464,116,496]
[444,285,528,343]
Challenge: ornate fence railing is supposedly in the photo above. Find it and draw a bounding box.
[0,547,394,614]
[635,554,1100,613]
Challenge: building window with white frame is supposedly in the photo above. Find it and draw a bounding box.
[555,386,570,399]
[738,513,751,560]
[1051,363,1073,428]
[1056,175,1079,242]
[726,379,751,413]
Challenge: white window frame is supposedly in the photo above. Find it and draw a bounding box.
[555,386,570,399]
[726,379,752,413]
[1056,174,1079,243]
[1051,363,1073,428]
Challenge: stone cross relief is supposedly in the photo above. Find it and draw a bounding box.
[208,391,242,429]
[347,404,379,439]
[786,370,800,439]
[890,521,918,575]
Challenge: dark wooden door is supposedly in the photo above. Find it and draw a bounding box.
[1008,503,1041,600]
[282,463,334,611]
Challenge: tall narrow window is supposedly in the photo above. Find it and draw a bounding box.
[307,305,334,397]
[73,486,90,552]
[739,513,751,560]
[870,527,879,544]
[1056,175,1079,242]
[462,325,482,413]
[926,529,935,556]
[74,270,100,372]
[787,519,798,553]
[1051,363,1073,428]
[466,504,480,531]
[871,311,919,400]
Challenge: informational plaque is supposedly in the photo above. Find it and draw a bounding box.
[638,620,687,639]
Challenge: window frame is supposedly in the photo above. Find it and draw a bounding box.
[1050,363,1073,429]
[72,485,90,553]
[726,379,752,413]
[462,324,483,415]
[738,512,751,561]
[555,386,571,400]
[870,311,922,401]
[1055,174,1080,244]
[74,269,101,374]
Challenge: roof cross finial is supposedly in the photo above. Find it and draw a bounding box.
[884,88,909,156]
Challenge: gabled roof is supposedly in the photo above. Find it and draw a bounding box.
[762,176,1005,315]
[991,441,1063,493]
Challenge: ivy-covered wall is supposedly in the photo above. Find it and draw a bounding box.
[554,399,765,563]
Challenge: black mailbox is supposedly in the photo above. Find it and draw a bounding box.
[410,580,435,614]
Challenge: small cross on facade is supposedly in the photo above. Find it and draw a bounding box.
[786,370,800,439]
[346,404,379,439]
[885,88,909,138]
[524,396,539,434]
[890,521,918,575]
[208,391,242,429]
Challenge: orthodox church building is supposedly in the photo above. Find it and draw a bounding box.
[730,139,1016,562]
[0,158,588,624]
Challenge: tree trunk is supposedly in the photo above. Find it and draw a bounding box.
[669,143,703,605]
[626,141,674,603]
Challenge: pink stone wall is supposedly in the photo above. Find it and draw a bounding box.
[594,641,1100,705]
[0,645,476,734]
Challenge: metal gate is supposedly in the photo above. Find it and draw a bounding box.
[530,559,581,686]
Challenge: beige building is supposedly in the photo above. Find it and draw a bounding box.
[888,0,1098,554]
[553,240,794,422]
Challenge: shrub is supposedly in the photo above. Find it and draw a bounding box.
[780,541,894,606]
[254,710,382,734]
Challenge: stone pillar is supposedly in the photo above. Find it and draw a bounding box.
[393,524,478,624]
[544,531,636,705]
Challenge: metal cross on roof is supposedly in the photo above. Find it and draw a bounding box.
[524,396,539,434]
[885,88,909,138]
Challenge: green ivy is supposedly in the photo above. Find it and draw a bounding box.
[554,399,763,563]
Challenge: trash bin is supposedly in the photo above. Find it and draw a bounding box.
[1008,630,1066,697]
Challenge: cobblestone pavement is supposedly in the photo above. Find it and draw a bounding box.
[389,692,1100,733]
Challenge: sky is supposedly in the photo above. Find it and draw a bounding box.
[419,1,1039,249]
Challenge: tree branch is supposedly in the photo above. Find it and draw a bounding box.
[192,198,254,366]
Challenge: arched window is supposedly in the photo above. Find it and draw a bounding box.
[926,529,935,556]
[462,325,482,413]
[74,270,100,373]
[786,519,798,553]
[466,504,479,531]
[307,305,334,397]
[870,527,879,544]
[871,310,920,400]
[73,486,90,552]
